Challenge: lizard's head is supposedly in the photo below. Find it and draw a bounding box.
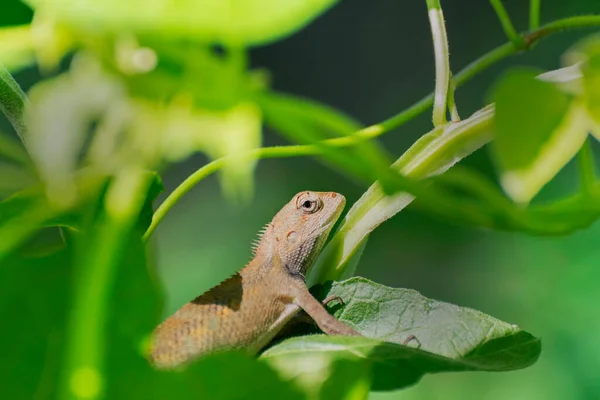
[256,191,346,279]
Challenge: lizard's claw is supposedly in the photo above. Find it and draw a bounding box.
[322,295,345,307]
[402,334,421,348]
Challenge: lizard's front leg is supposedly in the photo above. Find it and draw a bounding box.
[292,283,360,336]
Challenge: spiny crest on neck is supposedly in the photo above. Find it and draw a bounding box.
[250,221,271,256]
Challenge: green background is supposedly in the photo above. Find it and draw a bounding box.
[3,0,600,398]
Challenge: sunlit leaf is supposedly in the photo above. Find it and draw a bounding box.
[265,277,540,391]
[537,63,583,95]
[25,0,341,47]
[491,68,589,203]
[0,25,35,72]
[264,346,371,398]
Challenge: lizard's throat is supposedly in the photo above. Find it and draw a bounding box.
[282,235,327,279]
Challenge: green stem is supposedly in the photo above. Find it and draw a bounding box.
[427,1,451,126]
[425,0,441,8]
[60,170,151,400]
[490,0,526,48]
[447,75,460,121]
[577,138,596,196]
[525,15,600,46]
[143,135,383,241]
[529,0,541,30]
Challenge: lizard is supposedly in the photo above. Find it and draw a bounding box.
[150,190,360,369]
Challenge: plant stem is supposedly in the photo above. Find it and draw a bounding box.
[490,0,525,48]
[427,0,451,126]
[143,134,384,241]
[525,15,600,46]
[577,138,597,196]
[530,0,541,30]
[447,75,460,121]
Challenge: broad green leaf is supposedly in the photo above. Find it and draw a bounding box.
[265,277,540,391]
[25,0,340,47]
[321,277,540,369]
[263,335,458,391]
[492,68,588,203]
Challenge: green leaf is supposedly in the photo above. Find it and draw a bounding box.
[0,248,72,399]
[264,343,372,397]
[491,68,589,203]
[0,188,59,261]
[25,0,340,47]
[265,277,541,391]
[0,25,36,72]
[0,130,30,166]
[0,63,28,144]
[0,163,35,197]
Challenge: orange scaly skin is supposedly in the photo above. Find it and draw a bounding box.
[150,191,360,369]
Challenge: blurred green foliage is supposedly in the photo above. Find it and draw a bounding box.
[1,0,600,399]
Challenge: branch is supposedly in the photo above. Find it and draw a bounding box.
[490,0,525,48]
[530,0,541,31]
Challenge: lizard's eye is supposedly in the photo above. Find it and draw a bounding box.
[297,196,322,214]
